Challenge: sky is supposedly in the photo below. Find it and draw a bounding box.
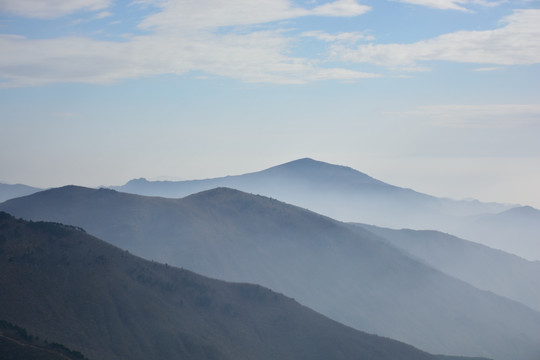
[1,0,539,208]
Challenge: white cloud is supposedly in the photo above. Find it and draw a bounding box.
[310,0,371,16]
[0,29,378,87]
[333,9,540,69]
[301,30,374,43]
[0,0,377,87]
[307,67,380,80]
[95,10,112,19]
[395,0,469,11]
[0,0,110,19]
[401,104,540,128]
[138,0,370,32]
[393,0,504,11]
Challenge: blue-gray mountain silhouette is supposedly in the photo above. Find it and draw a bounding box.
[2,186,539,360]
[111,158,538,259]
[0,212,487,360]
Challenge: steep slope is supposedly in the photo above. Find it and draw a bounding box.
[0,212,472,360]
[354,224,540,313]
[2,187,540,360]
[0,183,42,203]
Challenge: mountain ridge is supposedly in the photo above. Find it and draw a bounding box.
[108,158,539,260]
[2,186,540,360]
[1,211,485,360]
[353,223,540,313]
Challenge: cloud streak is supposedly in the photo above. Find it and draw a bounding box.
[0,0,110,18]
[393,0,504,11]
[0,27,377,87]
[0,2,536,87]
[138,0,370,32]
[0,0,377,87]
[332,9,540,69]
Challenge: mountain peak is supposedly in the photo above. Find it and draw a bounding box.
[126,177,149,184]
[498,205,540,218]
[259,158,388,188]
[185,187,248,200]
[273,158,353,171]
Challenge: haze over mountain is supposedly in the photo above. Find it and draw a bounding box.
[1,212,483,360]
[113,158,513,220]
[111,158,539,260]
[448,206,540,260]
[0,183,42,203]
[2,187,540,360]
[353,224,540,313]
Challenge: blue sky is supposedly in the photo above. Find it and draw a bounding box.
[1,0,539,207]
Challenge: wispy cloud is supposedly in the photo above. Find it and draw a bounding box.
[301,30,375,43]
[2,2,534,87]
[0,0,377,87]
[310,0,371,16]
[95,10,112,19]
[0,32,377,88]
[392,0,505,12]
[0,0,110,19]
[332,9,540,69]
[137,0,370,32]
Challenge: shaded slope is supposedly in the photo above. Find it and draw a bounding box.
[0,320,89,360]
[0,212,460,360]
[354,224,540,313]
[1,187,540,360]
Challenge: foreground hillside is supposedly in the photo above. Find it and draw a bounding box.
[2,187,540,360]
[0,212,475,360]
[0,320,89,360]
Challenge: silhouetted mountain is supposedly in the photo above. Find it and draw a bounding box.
[353,224,540,313]
[0,212,479,360]
[2,187,540,360]
[0,183,41,203]
[113,158,513,224]
[110,158,540,260]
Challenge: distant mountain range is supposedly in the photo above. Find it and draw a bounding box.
[2,187,540,360]
[112,157,514,220]
[0,183,41,203]
[353,224,540,313]
[109,158,539,260]
[0,212,485,360]
[4,159,537,260]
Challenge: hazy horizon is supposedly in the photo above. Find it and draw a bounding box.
[1,157,537,209]
[1,0,539,208]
